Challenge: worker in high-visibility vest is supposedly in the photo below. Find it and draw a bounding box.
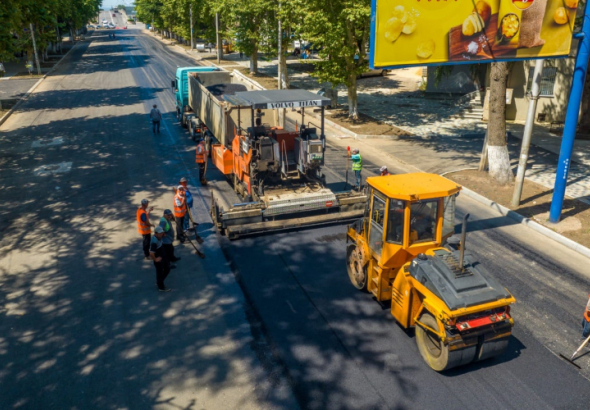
[137,199,155,260]
[159,209,180,268]
[349,148,362,190]
[195,138,208,184]
[174,186,187,243]
[582,294,590,337]
[179,177,193,232]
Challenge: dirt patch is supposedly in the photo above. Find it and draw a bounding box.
[447,170,590,248]
[11,72,44,78]
[233,67,278,90]
[201,56,243,67]
[0,109,9,117]
[325,108,412,136]
[287,62,315,74]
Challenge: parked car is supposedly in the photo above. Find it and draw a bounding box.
[358,68,388,78]
[88,24,95,29]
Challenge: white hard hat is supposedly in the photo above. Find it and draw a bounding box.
[380,166,388,173]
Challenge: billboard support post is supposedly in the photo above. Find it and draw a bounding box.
[511,58,544,208]
[549,8,590,223]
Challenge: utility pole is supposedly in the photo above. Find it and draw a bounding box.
[511,58,544,207]
[278,1,282,90]
[30,23,42,75]
[549,5,590,223]
[190,4,194,50]
[215,12,222,63]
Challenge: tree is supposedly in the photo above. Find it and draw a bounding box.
[295,0,371,120]
[218,0,275,74]
[487,62,513,184]
[0,0,21,62]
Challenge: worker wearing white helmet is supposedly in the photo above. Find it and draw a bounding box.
[380,166,390,176]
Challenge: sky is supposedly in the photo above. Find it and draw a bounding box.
[101,0,133,10]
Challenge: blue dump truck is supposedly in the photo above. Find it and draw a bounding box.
[172,66,220,140]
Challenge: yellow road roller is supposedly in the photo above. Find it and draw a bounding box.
[346,173,515,371]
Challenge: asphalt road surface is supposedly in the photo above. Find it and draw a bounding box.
[1,20,590,410]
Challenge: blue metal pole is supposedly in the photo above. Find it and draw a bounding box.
[549,7,590,223]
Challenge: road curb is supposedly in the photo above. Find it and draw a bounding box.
[0,42,78,128]
[459,186,590,259]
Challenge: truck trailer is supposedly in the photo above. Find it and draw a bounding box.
[177,69,367,238]
[172,66,221,140]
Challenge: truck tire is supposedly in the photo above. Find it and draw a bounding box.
[346,244,368,291]
[415,313,476,372]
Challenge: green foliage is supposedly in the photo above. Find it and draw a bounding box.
[0,0,102,62]
[295,0,370,88]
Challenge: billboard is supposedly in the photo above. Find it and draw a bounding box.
[370,0,580,69]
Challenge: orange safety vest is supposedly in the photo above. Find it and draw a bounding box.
[137,208,151,235]
[174,193,186,217]
[585,294,590,322]
[195,141,206,164]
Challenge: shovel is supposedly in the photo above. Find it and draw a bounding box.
[559,334,590,369]
[185,234,205,258]
[186,206,204,244]
[201,157,209,186]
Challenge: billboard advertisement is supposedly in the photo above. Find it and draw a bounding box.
[370,0,580,68]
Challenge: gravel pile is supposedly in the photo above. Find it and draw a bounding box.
[206,83,248,101]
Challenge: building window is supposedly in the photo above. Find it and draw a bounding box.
[526,66,557,97]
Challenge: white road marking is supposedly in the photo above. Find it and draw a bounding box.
[31,137,64,148]
[34,162,72,176]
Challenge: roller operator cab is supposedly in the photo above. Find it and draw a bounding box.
[346,173,516,371]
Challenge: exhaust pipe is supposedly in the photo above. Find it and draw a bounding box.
[459,213,470,271]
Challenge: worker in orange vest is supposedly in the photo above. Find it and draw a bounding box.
[174,186,187,243]
[137,199,155,260]
[583,294,590,337]
[195,138,208,184]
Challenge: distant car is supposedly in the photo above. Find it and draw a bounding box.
[102,19,107,24]
[108,23,115,28]
[88,24,95,29]
[196,42,206,52]
[123,26,127,30]
[112,13,116,17]
[103,23,109,28]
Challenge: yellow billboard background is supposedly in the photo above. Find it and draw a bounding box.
[372,0,579,68]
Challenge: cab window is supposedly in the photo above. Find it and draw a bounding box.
[443,195,456,238]
[386,200,405,244]
[368,190,386,255]
[410,200,438,244]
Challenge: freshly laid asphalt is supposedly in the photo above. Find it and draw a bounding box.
[1,15,590,410]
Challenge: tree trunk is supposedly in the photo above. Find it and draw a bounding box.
[279,49,289,89]
[487,62,513,184]
[347,72,359,120]
[250,43,258,74]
